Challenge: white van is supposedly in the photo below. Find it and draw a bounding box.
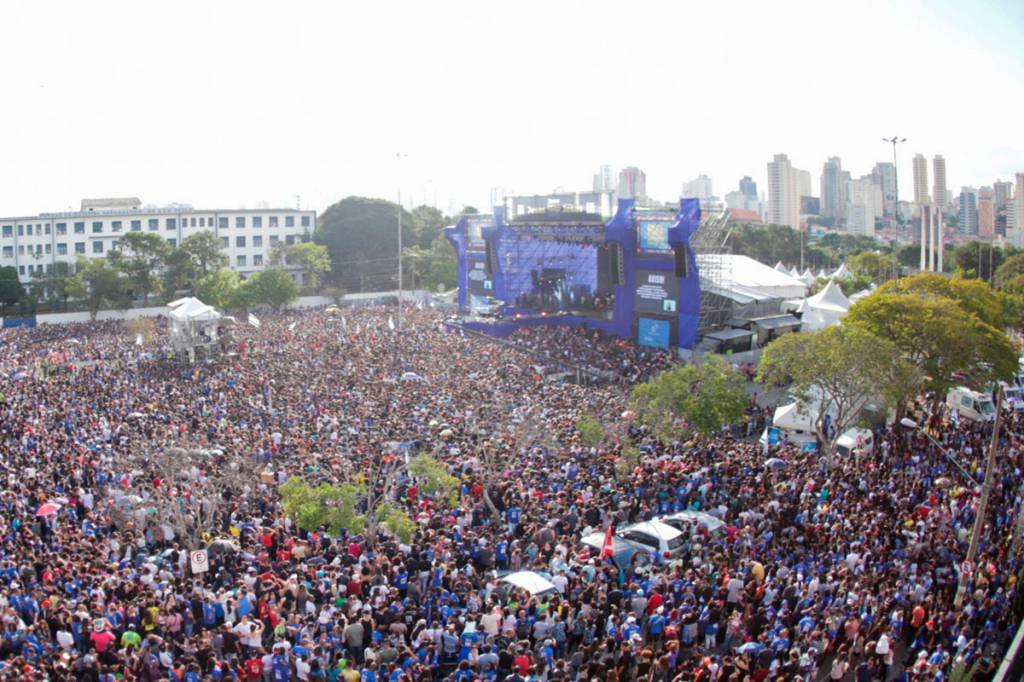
[835,428,874,459]
[946,387,997,422]
[1000,382,1024,412]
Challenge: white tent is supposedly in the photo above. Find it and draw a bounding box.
[849,288,873,302]
[830,263,851,279]
[773,262,791,276]
[700,255,808,299]
[805,279,851,313]
[168,297,221,323]
[499,571,558,596]
[167,297,227,360]
[772,401,816,434]
[799,269,817,287]
[789,267,801,279]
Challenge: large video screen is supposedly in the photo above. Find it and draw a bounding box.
[496,225,613,319]
[466,257,493,312]
[634,269,680,314]
[637,317,671,348]
[636,220,673,256]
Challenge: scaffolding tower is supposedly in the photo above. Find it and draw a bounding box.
[691,207,733,334]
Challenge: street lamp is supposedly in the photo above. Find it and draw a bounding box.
[882,136,906,223]
[899,417,980,486]
[395,153,408,331]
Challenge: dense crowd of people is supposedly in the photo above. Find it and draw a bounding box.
[0,307,1020,681]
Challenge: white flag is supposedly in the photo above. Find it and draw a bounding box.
[248,313,261,328]
[135,333,143,346]
[288,322,297,331]
[387,316,395,331]
[341,316,348,330]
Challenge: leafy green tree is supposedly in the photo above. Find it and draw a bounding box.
[0,266,26,317]
[994,252,1024,293]
[847,251,897,282]
[410,205,448,249]
[316,197,417,291]
[845,291,1018,406]
[287,242,331,291]
[407,454,459,506]
[181,230,228,278]
[759,326,920,461]
[195,269,244,311]
[808,274,874,297]
[403,233,457,291]
[952,241,1009,281]
[877,273,1009,329]
[575,414,606,448]
[243,268,299,311]
[631,356,747,439]
[107,231,170,305]
[66,257,130,320]
[279,478,366,535]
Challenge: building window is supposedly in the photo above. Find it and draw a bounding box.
[253,236,263,247]
[131,220,141,231]
[301,215,311,227]
[57,243,67,256]
[285,216,295,228]
[74,222,85,234]
[1,225,11,238]
[236,236,246,247]
[17,225,24,236]
[235,216,245,228]
[221,237,229,249]
[269,216,278,227]
[17,266,24,276]
[199,217,205,227]
[253,254,263,266]
[2,246,11,258]
[269,235,280,245]
[92,221,103,233]
[75,242,86,254]
[219,217,228,228]
[112,220,122,232]
[252,216,262,228]
[168,238,177,247]
[237,255,246,267]
[167,218,177,230]
[18,246,24,255]
[45,224,51,235]
[35,244,42,255]
[45,244,51,254]
[92,241,104,254]
[286,235,296,245]
[56,223,67,235]
[111,240,119,251]
[189,217,196,227]
[148,219,159,231]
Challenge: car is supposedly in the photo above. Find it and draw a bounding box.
[659,510,726,536]
[616,520,686,557]
[835,428,874,459]
[580,531,638,570]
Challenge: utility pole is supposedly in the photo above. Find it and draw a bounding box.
[882,136,906,224]
[396,153,408,331]
[955,388,1002,607]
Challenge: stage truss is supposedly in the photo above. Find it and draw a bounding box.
[692,208,733,334]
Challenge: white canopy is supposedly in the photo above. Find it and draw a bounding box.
[799,270,817,286]
[168,297,222,323]
[700,255,808,299]
[849,288,873,302]
[805,280,851,313]
[772,401,816,433]
[773,262,791,275]
[830,263,851,279]
[500,571,558,596]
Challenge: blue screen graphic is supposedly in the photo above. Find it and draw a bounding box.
[637,317,670,348]
[637,220,672,254]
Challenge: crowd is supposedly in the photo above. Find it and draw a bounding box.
[0,307,1020,681]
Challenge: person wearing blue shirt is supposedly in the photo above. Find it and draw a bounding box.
[271,651,291,682]
[506,506,521,534]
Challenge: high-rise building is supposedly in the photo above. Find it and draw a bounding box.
[739,176,758,199]
[682,174,714,200]
[958,187,978,235]
[766,154,800,231]
[617,166,646,200]
[993,180,1014,211]
[871,162,897,217]
[932,155,947,208]
[977,187,995,239]
[845,175,883,237]
[912,154,930,206]
[795,169,813,203]
[1016,174,1024,241]
[592,165,616,193]
[820,157,848,222]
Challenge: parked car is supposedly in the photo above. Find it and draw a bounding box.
[616,520,686,557]
[659,510,726,536]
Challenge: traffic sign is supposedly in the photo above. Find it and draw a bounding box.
[190,549,209,574]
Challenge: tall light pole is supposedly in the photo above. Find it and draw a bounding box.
[396,153,408,331]
[882,136,906,224]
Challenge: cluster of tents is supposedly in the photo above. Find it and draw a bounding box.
[772,263,873,332]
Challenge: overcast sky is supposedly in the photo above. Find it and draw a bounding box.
[1,0,1021,218]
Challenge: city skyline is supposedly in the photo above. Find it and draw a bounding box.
[0,0,1021,217]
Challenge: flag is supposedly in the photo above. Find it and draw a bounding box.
[135,334,143,346]
[387,316,395,331]
[288,322,297,331]
[341,316,348,330]
[600,523,615,559]
[248,314,261,328]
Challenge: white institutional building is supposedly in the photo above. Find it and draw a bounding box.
[0,197,316,283]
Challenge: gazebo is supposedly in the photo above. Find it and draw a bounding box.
[167,297,232,362]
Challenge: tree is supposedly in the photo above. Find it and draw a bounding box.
[315,197,416,291]
[243,268,299,311]
[403,234,457,291]
[845,291,1018,405]
[407,454,459,506]
[952,241,1008,282]
[847,251,897,283]
[630,356,748,439]
[876,273,1009,329]
[195,269,244,311]
[410,205,448,249]
[808,274,874,297]
[758,326,920,462]
[279,478,367,536]
[107,231,170,305]
[575,414,606,448]
[287,242,330,291]
[994,252,1024,293]
[0,266,26,317]
[180,230,228,279]
[65,257,129,320]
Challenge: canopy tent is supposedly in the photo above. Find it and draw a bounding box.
[799,269,817,287]
[499,571,558,595]
[849,287,873,303]
[772,401,817,434]
[830,263,851,279]
[773,262,792,276]
[805,280,851,313]
[167,297,230,361]
[700,255,808,299]
[168,297,222,323]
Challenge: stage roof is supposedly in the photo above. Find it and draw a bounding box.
[699,254,807,299]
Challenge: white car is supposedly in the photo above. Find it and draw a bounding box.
[616,520,686,557]
[659,510,726,536]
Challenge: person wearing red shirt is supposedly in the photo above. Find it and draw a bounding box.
[89,624,115,653]
[244,652,265,681]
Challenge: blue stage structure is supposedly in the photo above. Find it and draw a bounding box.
[446,198,702,349]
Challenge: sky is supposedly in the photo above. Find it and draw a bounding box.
[0,0,1022,218]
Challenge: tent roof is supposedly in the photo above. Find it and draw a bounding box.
[849,288,872,302]
[831,263,851,279]
[698,255,807,298]
[499,571,558,596]
[773,401,816,432]
[806,280,851,313]
[168,297,222,322]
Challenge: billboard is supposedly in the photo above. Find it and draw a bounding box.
[637,317,671,348]
[466,258,492,311]
[634,269,680,314]
[636,220,673,255]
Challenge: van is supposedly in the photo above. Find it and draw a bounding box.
[946,386,997,422]
[1000,382,1024,412]
[835,428,874,459]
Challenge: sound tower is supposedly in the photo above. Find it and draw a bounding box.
[673,244,689,278]
[485,240,497,275]
[615,243,625,285]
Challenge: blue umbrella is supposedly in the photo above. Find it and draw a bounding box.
[764,458,788,469]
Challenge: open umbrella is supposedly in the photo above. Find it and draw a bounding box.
[35,502,61,517]
[400,372,421,382]
[10,372,28,381]
[764,458,788,469]
[934,476,952,489]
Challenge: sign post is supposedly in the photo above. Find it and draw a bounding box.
[190,549,209,574]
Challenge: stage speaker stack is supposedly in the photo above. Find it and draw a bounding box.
[674,245,689,278]
[485,240,497,275]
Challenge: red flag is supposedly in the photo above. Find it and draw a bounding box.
[600,523,615,559]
